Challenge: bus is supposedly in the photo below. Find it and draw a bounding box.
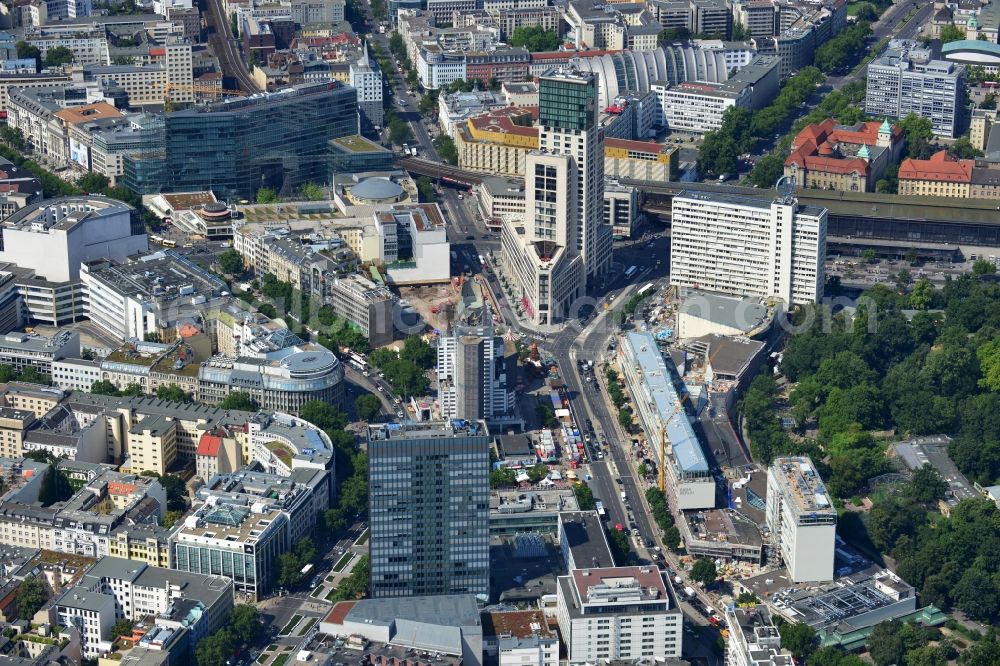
[348,351,368,372]
[595,500,606,517]
[160,239,177,248]
[300,563,314,577]
[637,283,654,296]
[624,265,638,279]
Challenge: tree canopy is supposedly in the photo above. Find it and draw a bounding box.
[509,26,560,52]
[221,391,259,411]
[15,577,47,620]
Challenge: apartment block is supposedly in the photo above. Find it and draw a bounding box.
[556,566,683,664]
[766,456,836,583]
[670,190,827,306]
[368,420,490,599]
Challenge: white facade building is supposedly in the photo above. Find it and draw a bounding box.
[656,81,751,133]
[54,588,116,657]
[0,196,147,283]
[725,605,794,666]
[866,40,966,138]
[766,456,836,583]
[670,190,826,307]
[437,321,515,422]
[556,566,683,664]
[350,43,384,130]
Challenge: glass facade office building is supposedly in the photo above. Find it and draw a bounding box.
[368,420,490,599]
[125,81,359,200]
[539,70,596,132]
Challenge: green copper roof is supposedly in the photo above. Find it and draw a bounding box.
[858,144,871,159]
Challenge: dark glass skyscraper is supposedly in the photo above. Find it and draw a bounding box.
[368,420,490,599]
[125,81,358,200]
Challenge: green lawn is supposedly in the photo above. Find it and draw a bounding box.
[273,655,290,666]
[297,618,317,636]
[332,552,353,572]
[279,614,302,636]
[266,644,278,652]
[355,529,370,545]
[325,586,340,602]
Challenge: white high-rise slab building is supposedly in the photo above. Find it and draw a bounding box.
[669,188,827,307]
[765,456,836,583]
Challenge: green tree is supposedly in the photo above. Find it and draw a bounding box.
[748,153,786,188]
[43,46,73,67]
[973,258,997,275]
[509,26,560,52]
[416,176,436,202]
[940,24,966,44]
[637,462,649,478]
[255,186,281,203]
[527,464,549,484]
[490,467,517,488]
[122,383,145,397]
[300,182,325,200]
[977,336,1000,392]
[110,618,134,639]
[15,577,47,620]
[400,336,435,368]
[15,41,40,69]
[867,620,907,666]
[155,384,191,403]
[218,249,245,275]
[689,558,717,587]
[618,407,632,431]
[300,400,347,431]
[663,525,682,550]
[854,2,879,22]
[90,379,121,396]
[221,391,258,411]
[950,136,984,160]
[162,510,184,528]
[900,113,935,160]
[658,26,691,44]
[329,555,369,601]
[574,482,596,510]
[229,603,261,644]
[354,393,382,422]
[605,526,636,566]
[194,627,236,666]
[779,622,817,660]
[433,135,458,165]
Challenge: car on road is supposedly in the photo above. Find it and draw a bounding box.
[396,410,404,418]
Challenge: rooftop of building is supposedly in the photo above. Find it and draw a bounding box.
[899,149,974,183]
[693,333,766,378]
[569,565,668,602]
[153,191,218,212]
[480,176,525,197]
[786,118,901,175]
[491,488,579,515]
[83,251,228,301]
[560,510,615,569]
[52,102,123,126]
[675,189,826,217]
[770,456,835,515]
[482,610,555,640]
[3,195,133,231]
[678,292,768,332]
[367,419,488,441]
[331,134,385,153]
[620,331,708,474]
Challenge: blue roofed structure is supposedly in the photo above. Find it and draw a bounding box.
[618,331,716,510]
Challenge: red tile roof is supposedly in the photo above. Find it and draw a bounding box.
[196,432,222,457]
[324,601,357,625]
[899,149,974,183]
[467,106,539,138]
[785,119,902,177]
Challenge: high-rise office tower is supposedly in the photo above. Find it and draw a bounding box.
[368,420,490,599]
[437,319,516,422]
[537,69,612,283]
[499,68,611,325]
[765,456,836,583]
[350,42,384,132]
[670,188,827,306]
